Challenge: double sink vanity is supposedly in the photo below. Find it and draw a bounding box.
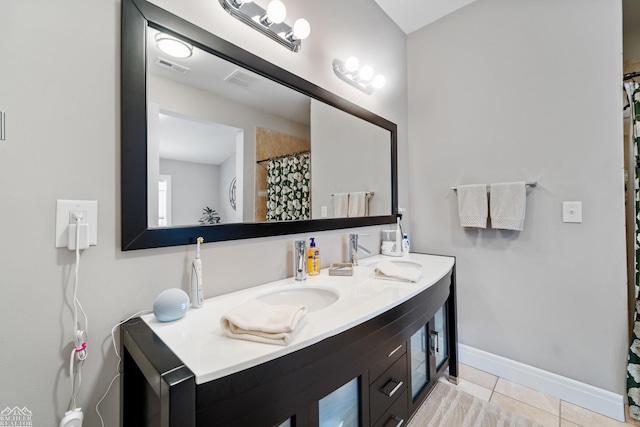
[121,253,457,426]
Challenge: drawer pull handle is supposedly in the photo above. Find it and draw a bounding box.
[387,344,403,358]
[383,415,404,427]
[380,378,403,397]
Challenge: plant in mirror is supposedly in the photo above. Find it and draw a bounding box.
[121,0,398,250]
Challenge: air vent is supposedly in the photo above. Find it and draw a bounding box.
[224,69,262,88]
[154,57,190,74]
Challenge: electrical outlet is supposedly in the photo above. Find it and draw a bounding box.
[321,206,328,218]
[562,201,582,223]
[55,200,98,248]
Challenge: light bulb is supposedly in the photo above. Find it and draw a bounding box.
[344,56,359,73]
[155,33,193,59]
[267,0,287,24]
[372,75,386,89]
[359,65,374,81]
[292,18,310,40]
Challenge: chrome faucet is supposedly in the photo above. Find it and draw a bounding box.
[294,240,306,281]
[349,233,371,266]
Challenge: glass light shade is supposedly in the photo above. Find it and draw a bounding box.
[155,34,193,58]
[372,75,386,89]
[344,56,360,73]
[359,65,374,81]
[292,18,310,40]
[267,0,287,24]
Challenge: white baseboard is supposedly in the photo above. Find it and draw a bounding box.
[458,344,625,422]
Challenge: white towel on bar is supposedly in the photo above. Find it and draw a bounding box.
[220,299,307,346]
[334,192,349,218]
[348,192,368,217]
[490,182,527,231]
[456,184,488,229]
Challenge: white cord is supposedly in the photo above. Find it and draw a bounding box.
[95,309,152,427]
[66,216,89,413]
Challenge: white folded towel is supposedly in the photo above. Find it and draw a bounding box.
[490,182,526,231]
[374,261,422,283]
[456,184,488,229]
[348,191,368,217]
[220,299,307,346]
[334,193,349,218]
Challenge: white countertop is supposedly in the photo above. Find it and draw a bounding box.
[142,253,455,385]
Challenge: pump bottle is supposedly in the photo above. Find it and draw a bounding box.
[307,237,320,276]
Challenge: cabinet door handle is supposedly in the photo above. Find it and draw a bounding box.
[387,344,403,358]
[380,378,403,397]
[431,330,440,353]
[383,415,404,427]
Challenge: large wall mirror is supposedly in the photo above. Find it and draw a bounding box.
[121,0,398,250]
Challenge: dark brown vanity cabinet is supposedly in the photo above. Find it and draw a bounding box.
[121,260,456,427]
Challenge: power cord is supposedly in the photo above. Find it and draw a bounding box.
[60,214,89,427]
[95,309,151,427]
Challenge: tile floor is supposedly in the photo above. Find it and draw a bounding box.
[452,363,640,427]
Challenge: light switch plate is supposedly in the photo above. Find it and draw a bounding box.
[562,201,582,223]
[56,200,98,248]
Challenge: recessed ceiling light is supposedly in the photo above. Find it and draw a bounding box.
[155,33,193,59]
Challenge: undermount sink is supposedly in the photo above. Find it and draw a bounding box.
[255,286,339,312]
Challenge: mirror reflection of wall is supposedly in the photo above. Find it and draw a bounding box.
[147,107,243,227]
[311,100,391,219]
[144,25,392,228]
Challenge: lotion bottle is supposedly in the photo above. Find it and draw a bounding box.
[191,237,204,308]
[307,237,320,276]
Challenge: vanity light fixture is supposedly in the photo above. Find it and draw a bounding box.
[155,33,193,58]
[219,0,310,52]
[333,56,386,95]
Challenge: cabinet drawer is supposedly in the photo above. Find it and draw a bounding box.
[370,354,407,424]
[372,389,408,427]
[369,340,406,384]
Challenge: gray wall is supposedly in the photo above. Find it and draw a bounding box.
[0,0,407,425]
[407,0,626,394]
[310,99,392,218]
[160,158,220,225]
[0,0,407,426]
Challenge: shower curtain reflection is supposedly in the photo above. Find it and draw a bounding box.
[266,153,310,221]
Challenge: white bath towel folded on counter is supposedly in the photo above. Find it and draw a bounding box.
[374,261,422,283]
[220,299,307,346]
[334,192,349,218]
[456,184,488,229]
[490,182,526,231]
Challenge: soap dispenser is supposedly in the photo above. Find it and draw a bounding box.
[307,237,320,276]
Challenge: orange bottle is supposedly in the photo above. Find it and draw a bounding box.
[307,238,320,276]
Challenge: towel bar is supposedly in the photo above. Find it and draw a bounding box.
[331,192,375,196]
[451,182,537,191]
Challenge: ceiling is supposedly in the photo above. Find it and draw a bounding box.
[374,0,477,34]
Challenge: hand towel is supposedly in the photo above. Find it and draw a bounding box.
[348,191,368,217]
[220,299,307,346]
[490,182,526,231]
[374,260,422,283]
[456,184,488,229]
[334,192,349,218]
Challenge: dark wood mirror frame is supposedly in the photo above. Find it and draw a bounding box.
[121,0,398,250]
